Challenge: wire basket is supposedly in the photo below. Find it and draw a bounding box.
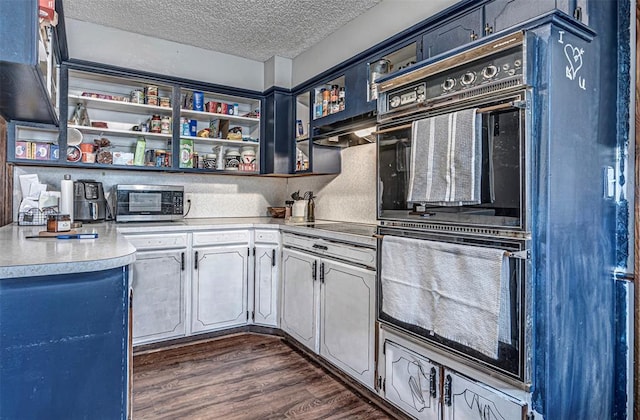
[18,207,58,226]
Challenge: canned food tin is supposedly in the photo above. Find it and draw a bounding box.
[159,96,171,107]
[145,85,158,97]
[146,95,159,106]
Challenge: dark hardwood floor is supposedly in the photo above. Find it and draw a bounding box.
[133,333,395,419]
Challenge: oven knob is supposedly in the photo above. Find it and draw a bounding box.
[461,71,476,85]
[482,65,498,79]
[514,59,522,68]
[417,93,426,101]
[416,85,426,95]
[441,78,456,91]
[390,95,401,108]
[502,63,510,71]
[507,69,516,76]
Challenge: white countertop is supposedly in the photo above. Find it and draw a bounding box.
[0,218,378,279]
[0,222,136,279]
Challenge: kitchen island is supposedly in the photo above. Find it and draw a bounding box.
[0,222,136,420]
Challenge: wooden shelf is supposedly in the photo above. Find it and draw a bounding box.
[179,135,259,147]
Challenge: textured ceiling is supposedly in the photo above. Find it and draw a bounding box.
[62,0,382,62]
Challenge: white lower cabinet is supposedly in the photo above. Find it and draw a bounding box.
[124,233,188,346]
[382,338,527,420]
[124,228,281,345]
[320,259,376,389]
[192,230,251,333]
[281,248,317,351]
[281,234,376,390]
[253,233,280,326]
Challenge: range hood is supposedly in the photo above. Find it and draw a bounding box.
[312,111,377,148]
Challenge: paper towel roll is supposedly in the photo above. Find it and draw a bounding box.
[60,174,74,222]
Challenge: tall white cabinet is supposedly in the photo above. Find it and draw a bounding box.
[252,230,280,326]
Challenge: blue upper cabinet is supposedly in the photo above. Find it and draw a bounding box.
[0,0,63,124]
[421,0,589,60]
[421,7,483,60]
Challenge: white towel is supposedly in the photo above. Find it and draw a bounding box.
[407,109,481,206]
[380,235,511,359]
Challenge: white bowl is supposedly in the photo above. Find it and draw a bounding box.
[67,128,83,146]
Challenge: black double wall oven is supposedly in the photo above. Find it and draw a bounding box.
[375,31,532,385]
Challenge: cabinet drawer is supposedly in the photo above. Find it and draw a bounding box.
[192,229,250,246]
[255,229,280,244]
[125,233,188,250]
[323,240,376,269]
[282,233,376,269]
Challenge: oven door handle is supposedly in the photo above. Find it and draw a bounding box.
[505,249,530,259]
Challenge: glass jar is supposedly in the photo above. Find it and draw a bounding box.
[47,214,71,233]
[150,114,162,133]
[160,116,171,134]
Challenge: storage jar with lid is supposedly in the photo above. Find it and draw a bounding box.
[224,148,240,171]
[203,153,217,169]
[240,146,256,171]
[150,114,162,133]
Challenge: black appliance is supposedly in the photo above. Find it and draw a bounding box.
[375,31,532,386]
[73,180,107,222]
[114,184,184,222]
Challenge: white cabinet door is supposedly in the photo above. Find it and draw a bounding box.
[191,245,248,333]
[443,368,527,420]
[131,249,186,345]
[320,259,376,389]
[281,248,317,352]
[384,341,441,420]
[253,244,279,326]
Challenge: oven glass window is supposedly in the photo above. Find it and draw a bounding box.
[129,192,161,213]
[377,108,523,228]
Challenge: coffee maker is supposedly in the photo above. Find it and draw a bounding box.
[74,180,107,222]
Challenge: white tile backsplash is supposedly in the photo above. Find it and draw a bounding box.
[13,143,377,222]
[13,166,288,220]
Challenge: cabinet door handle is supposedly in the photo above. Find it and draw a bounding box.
[470,30,478,41]
[320,262,325,283]
[444,374,452,406]
[484,23,493,35]
[194,251,198,270]
[312,244,328,251]
[181,252,185,271]
[429,367,437,398]
[312,260,317,281]
[272,249,276,267]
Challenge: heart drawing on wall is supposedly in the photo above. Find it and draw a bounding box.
[564,44,584,81]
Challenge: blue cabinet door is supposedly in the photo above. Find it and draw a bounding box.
[0,267,130,419]
[421,7,483,60]
[484,0,558,34]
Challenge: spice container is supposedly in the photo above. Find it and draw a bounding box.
[47,214,71,232]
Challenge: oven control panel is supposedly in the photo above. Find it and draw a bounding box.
[426,47,523,100]
[379,34,525,118]
[386,82,427,111]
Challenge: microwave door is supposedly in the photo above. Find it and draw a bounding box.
[129,192,161,213]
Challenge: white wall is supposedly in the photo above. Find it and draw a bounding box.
[66,19,265,92]
[291,0,459,86]
[287,144,377,224]
[264,56,293,89]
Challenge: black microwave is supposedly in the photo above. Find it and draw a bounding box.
[114,184,184,222]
